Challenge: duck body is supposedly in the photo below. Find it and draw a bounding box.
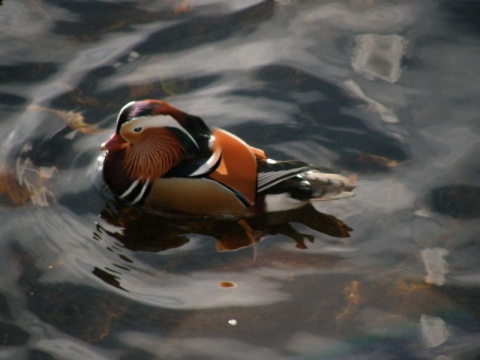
[101,100,354,217]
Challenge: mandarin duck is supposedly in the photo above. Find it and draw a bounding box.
[101,100,355,217]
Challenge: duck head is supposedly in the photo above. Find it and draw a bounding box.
[101,99,213,182]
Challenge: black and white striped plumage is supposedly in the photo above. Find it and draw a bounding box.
[101,100,355,216]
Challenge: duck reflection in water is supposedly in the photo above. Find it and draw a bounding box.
[97,198,352,253]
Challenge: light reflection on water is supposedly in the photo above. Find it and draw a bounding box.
[1,0,480,359]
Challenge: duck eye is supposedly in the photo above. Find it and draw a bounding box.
[133,127,143,133]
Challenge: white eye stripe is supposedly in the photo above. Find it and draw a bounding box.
[124,115,199,148]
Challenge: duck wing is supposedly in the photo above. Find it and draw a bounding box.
[257,160,355,201]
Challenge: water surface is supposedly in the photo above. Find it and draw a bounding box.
[1,0,480,359]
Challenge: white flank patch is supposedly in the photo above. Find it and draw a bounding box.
[264,193,307,212]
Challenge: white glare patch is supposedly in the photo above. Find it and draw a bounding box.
[208,135,215,149]
[127,51,140,63]
[414,209,431,218]
[352,34,405,83]
[344,80,398,123]
[420,315,449,348]
[228,319,237,326]
[421,248,449,286]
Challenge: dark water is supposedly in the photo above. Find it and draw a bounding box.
[2,0,480,359]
